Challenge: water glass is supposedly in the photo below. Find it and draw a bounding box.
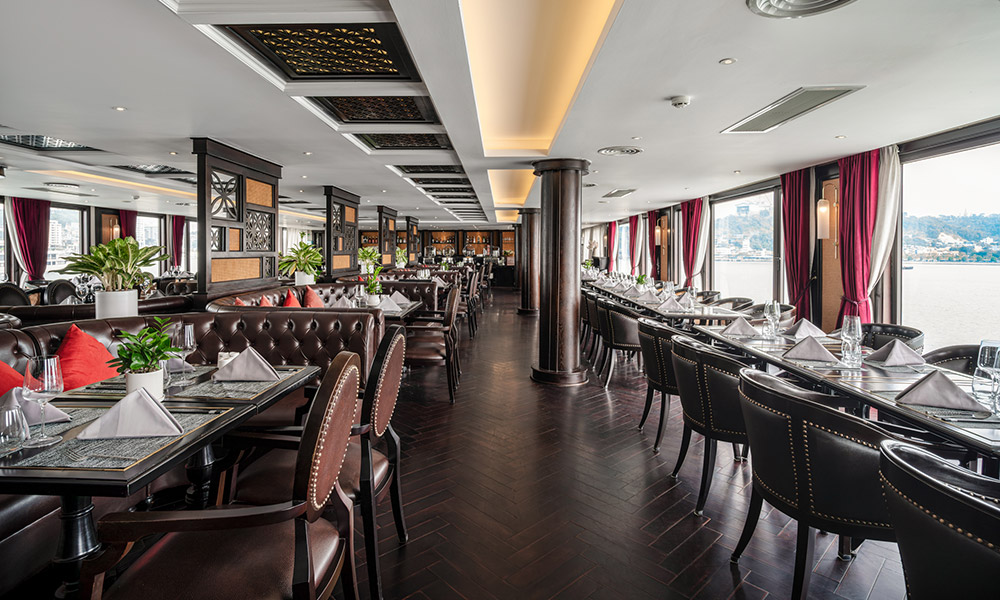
[840,316,863,367]
[976,341,1000,402]
[21,357,64,449]
[763,301,781,338]
[0,404,29,453]
[172,324,197,384]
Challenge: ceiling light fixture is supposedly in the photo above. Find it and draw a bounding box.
[835,135,847,139]
[112,106,127,112]
[733,170,742,174]
[303,151,312,156]
[298,189,304,193]
[746,0,858,18]
[381,190,386,193]
[719,57,737,65]
[301,175,307,179]
[631,136,642,140]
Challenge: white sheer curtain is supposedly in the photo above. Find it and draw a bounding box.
[868,144,901,295]
[3,197,28,285]
[581,225,606,259]
[632,216,647,276]
[688,198,712,288]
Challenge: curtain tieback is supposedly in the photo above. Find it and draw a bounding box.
[790,276,816,305]
[840,295,869,307]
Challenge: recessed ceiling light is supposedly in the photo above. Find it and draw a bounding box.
[631,136,642,140]
[733,170,742,174]
[381,190,386,193]
[112,106,127,112]
[301,175,307,179]
[598,200,609,204]
[169,151,178,156]
[719,58,737,65]
[835,135,847,139]
[592,170,599,174]
[416,207,420,210]
[303,151,312,156]
[298,189,304,193]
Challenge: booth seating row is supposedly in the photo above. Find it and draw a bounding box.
[0,296,194,328]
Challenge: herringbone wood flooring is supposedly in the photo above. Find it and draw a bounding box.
[359,290,907,600]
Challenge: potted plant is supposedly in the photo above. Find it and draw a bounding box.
[636,274,649,285]
[364,265,383,306]
[107,317,180,400]
[357,246,381,275]
[503,249,515,266]
[279,235,323,285]
[58,237,167,318]
[395,246,408,269]
[583,259,594,269]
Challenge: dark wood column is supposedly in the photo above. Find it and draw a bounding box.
[517,208,540,315]
[530,158,589,386]
[513,223,522,290]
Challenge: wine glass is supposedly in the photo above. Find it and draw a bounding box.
[0,403,29,453]
[763,301,781,338]
[172,324,196,385]
[973,341,1000,405]
[840,315,863,367]
[21,357,64,448]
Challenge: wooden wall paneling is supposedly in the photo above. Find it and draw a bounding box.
[377,205,398,265]
[819,178,844,331]
[323,185,360,277]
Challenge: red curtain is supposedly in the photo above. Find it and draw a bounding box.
[647,210,659,280]
[837,150,880,326]
[781,169,812,320]
[681,198,702,287]
[607,221,617,272]
[170,216,187,267]
[119,209,137,239]
[628,215,639,275]
[11,197,51,282]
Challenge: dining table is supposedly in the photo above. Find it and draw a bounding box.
[0,363,319,599]
[586,281,748,323]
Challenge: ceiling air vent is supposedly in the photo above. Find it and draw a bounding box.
[746,0,859,19]
[603,188,636,198]
[722,86,864,134]
[597,146,643,156]
[583,182,597,188]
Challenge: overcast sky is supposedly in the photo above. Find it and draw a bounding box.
[903,142,1000,217]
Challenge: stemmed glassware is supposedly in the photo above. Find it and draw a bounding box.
[972,341,1000,408]
[763,300,781,338]
[21,357,64,449]
[840,315,863,368]
[171,324,197,385]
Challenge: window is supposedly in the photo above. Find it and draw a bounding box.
[187,220,198,274]
[135,215,163,276]
[44,207,84,280]
[900,142,1000,349]
[711,190,779,301]
[0,203,5,281]
[615,221,630,273]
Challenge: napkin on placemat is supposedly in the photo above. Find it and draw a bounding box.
[657,296,685,312]
[330,296,352,309]
[677,293,695,309]
[212,347,279,382]
[166,357,194,373]
[866,339,926,367]
[784,336,838,362]
[636,290,660,303]
[782,319,827,340]
[895,370,983,411]
[432,276,448,287]
[722,317,758,337]
[389,291,410,306]
[613,282,629,291]
[76,388,182,439]
[377,296,402,312]
[0,388,71,425]
[623,285,641,297]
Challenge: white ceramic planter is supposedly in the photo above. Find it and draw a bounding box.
[126,369,164,401]
[294,272,316,286]
[95,290,138,319]
[366,294,381,307]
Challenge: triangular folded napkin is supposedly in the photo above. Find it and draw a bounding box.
[213,347,279,382]
[377,297,402,312]
[166,357,194,373]
[623,285,641,297]
[0,388,71,425]
[331,296,352,309]
[613,282,629,291]
[76,388,182,439]
[895,370,983,411]
[432,276,448,287]
[656,296,685,312]
[782,319,827,340]
[722,317,758,337]
[636,290,660,303]
[784,337,838,362]
[677,293,695,309]
[866,339,926,367]
[389,291,410,305]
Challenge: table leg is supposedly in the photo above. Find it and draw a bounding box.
[185,445,217,509]
[53,495,100,600]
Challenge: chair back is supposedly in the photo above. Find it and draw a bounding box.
[603,300,641,349]
[670,335,748,442]
[586,292,601,335]
[0,284,30,306]
[293,351,361,521]
[442,287,460,330]
[738,369,896,540]
[745,303,797,328]
[361,325,406,438]
[638,318,683,395]
[710,297,754,311]
[43,280,77,305]
[922,344,978,376]
[862,323,924,353]
[696,290,720,304]
[880,440,1000,600]
[580,291,591,326]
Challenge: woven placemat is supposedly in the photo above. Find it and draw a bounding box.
[174,368,300,401]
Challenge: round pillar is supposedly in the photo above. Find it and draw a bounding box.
[517,208,540,314]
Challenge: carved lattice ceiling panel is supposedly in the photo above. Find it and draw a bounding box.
[355,133,452,151]
[313,96,438,123]
[411,177,469,185]
[395,165,464,174]
[0,134,97,151]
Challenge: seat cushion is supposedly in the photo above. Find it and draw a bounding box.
[103,516,341,600]
[405,344,447,363]
[339,442,390,501]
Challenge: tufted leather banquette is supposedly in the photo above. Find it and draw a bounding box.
[208,280,440,315]
[0,295,194,328]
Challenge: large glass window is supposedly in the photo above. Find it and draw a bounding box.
[0,203,5,281]
[45,207,84,280]
[712,191,777,301]
[186,219,198,274]
[615,221,630,273]
[900,142,1000,349]
[135,215,163,276]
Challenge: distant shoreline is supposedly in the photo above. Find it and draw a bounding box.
[713,259,1000,266]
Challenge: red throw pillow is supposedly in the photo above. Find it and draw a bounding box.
[303,287,324,308]
[283,290,301,307]
[233,297,246,306]
[259,295,273,307]
[55,325,120,390]
[0,361,23,396]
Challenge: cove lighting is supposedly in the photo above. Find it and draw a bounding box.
[28,170,195,199]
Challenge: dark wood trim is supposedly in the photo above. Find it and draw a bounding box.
[323,185,361,276]
[898,115,1000,163]
[192,137,282,179]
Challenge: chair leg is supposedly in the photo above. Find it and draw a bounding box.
[653,392,670,453]
[741,443,750,461]
[730,488,764,563]
[445,351,456,404]
[671,424,692,479]
[588,335,601,363]
[792,522,816,600]
[597,345,610,377]
[359,487,383,600]
[384,425,409,544]
[638,385,654,430]
[731,442,742,462]
[602,350,616,388]
[694,438,717,516]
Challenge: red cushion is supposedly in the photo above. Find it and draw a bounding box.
[0,361,23,396]
[55,325,119,390]
[303,287,323,308]
[233,297,246,306]
[259,295,273,307]
[282,290,301,308]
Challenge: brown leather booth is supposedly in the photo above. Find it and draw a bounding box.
[0,295,194,328]
[208,280,440,314]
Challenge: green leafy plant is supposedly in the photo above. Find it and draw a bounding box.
[502,250,514,257]
[278,236,323,276]
[365,265,383,295]
[583,259,594,268]
[57,237,167,291]
[395,246,408,266]
[357,246,381,271]
[636,274,648,285]
[107,317,181,375]
[441,262,450,271]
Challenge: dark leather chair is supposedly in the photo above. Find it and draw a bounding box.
[862,323,924,353]
[921,344,979,376]
[594,298,641,388]
[745,302,797,328]
[585,290,603,364]
[457,270,480,338]
[81,352,362,600]
[0,283,30,306]
[709,297,753,311]
[880,440,1000,600]
[42,279,77,305]
[0,313,21,330]
[669,335,750,516]
[637,318,684,452]
[695,290,720,304]
[407,289,461,403]
[164,280,197,295]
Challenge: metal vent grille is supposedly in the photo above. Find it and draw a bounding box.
[746,0,858,19]
[722,86,864,133]
[0,134,97,151]
[597,146,643,156]
[395,164,464,174]
[603,189,636,198]
[116,164,191,175]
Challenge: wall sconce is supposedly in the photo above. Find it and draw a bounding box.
[819,183,839,258]
[654,224,662,245]
[111,222,121,239]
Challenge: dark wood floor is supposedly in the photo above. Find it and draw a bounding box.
[364,289,907,600]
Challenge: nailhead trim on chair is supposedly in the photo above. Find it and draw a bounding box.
[310,364,360,512]
[703,365,744,436]
[674,353,705,428]
[741,389,798,508]
[372,333,405,438]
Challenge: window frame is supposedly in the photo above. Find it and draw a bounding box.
[707,185,783,301]
[42,201,89,282]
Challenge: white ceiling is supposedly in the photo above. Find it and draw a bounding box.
[1,0,999,229]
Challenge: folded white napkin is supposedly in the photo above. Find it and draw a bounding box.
[782,319,827,340]
[636,290,660,303]
[896,370,983,411]
[722,317,758,337]
[866,339,926,367]
[76,388,182,439]
[677,293,695,309]
[432,276,448,287]
[213,347,279,382]
[0,388,71,425]
[378,297,402,312]
[657,296,685,312]
[784,337,838,362]
[389,291,410,305]
[166,357,194,373]
[331,296,352,309]
[623,285,641,297]
[59,295,79,305]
